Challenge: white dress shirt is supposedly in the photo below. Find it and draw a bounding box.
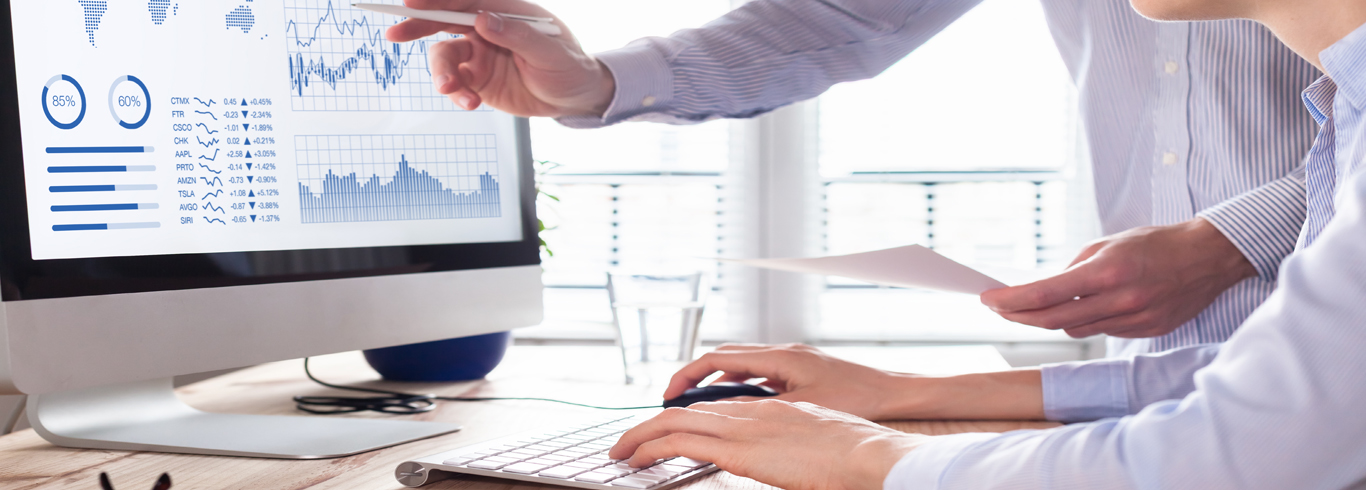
[886,21,1366,489]
[562,0,1320,356]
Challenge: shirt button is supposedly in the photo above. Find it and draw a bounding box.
[641,96,656,107]
[1162,152,1179,165]
[1164,61,1179,74]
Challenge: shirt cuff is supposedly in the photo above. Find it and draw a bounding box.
[883,433,1001,490]
[1041,358,1130,423]
[1197,172,1308,281]
[555,42,676,129]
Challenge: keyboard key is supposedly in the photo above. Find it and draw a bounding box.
[582,442,613,450]
[441,450,493,465]
[542,453,577,462]
[535,466,590,480]
[610,462,643,472]
[540,441,574,449]
[575,471,620,484]
[660,464,696,473]
[639,467,684,478]
[671,457,710,469]
[561,447,596,455]
[504,450,540,459]
[565,461,602,470]
[626,472,669,484]
[499,464,546,474]
[580,456,612,465]
[596,467,633,478]
[467,457,518,470]
[525,444,559,453]
[611,477,662,488]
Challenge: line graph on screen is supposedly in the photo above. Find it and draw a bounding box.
[283,0,488,112]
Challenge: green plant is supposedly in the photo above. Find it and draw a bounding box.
[535,160,562,256]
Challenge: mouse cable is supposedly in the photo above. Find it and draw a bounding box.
[295,358,662,415]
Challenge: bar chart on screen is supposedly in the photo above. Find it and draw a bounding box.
[284,0,490,112]
[295,134,503,224]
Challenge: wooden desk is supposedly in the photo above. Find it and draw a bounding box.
[0,346,1058,489]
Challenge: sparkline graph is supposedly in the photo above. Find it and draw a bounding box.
[284,0,475,111]
[295,134,503,223]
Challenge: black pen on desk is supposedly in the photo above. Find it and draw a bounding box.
[351,3,563,36]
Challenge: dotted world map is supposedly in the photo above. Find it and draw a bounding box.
[75,1,254,47]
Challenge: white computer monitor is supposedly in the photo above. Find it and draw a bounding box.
[0,0,543,458]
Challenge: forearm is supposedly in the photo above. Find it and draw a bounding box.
[562,0,981,127]
[878,369,1045,421]
[879,342,1223,423]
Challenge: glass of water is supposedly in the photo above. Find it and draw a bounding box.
[606,271,708,384]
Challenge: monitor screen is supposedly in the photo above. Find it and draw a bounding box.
[0,1,539,300]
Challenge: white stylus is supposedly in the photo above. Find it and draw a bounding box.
[352,3,563,36]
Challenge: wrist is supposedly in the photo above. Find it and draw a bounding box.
[848,433,931,490]
[571,58,616,118]
[1185,218,1258,284]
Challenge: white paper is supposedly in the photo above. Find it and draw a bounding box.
[719,245,1017,295]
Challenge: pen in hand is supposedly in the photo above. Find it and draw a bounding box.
[352,3,563,36]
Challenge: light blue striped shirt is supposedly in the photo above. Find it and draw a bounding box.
[562,0,1319,356]
[887,21,1366,490]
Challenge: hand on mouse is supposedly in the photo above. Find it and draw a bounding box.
[666,344,1048,421]
[664,344,907,420]
[609,400,933,490]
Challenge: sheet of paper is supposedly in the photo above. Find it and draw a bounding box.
[720,245,1036,295]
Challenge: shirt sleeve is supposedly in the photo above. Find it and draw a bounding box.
[1197,167,1308,281]
[885,171,1366,490]
[557,0,983,129]
[1040,344,1222,423]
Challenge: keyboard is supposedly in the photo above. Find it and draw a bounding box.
[395,413,720,489]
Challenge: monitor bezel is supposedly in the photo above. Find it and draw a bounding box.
[0,2,541,302]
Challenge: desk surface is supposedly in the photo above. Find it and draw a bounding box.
[0,346,1058,490]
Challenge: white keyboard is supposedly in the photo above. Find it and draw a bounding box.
[396,413,720,489]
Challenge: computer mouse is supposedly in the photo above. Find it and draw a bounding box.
[663,382,779,408]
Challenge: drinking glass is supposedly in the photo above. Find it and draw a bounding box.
[606,271,708,384]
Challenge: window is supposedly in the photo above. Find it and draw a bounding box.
[522,0,738,342]
[522,0,1101,359]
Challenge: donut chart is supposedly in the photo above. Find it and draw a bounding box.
[108,75,151,129]
[42,75,86,130]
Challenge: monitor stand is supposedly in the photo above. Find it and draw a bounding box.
[26,378,460,459]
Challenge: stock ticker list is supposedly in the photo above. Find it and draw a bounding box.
[170,96,281,228]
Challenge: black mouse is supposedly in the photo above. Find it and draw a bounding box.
[663,382,779,408]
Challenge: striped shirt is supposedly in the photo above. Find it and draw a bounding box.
[562,0,1320,355]
[888,21,1366,489]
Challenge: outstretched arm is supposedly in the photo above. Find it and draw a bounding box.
[386,0,984,124]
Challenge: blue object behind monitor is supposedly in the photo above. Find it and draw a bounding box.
[363,331,513,382]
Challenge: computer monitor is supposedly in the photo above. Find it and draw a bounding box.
[0,1,543,458]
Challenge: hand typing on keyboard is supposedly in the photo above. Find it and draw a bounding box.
[609,401,933,490]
